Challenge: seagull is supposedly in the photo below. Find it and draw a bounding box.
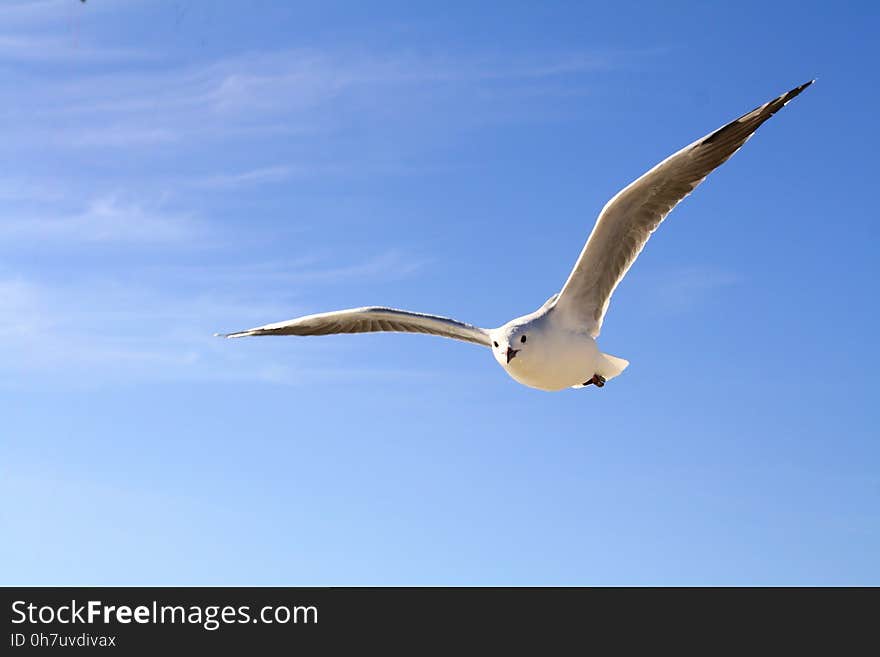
[218,81,813,391]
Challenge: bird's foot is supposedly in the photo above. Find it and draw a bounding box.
[582,374,606,388]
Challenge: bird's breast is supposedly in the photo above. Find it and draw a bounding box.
[501,330,599,391]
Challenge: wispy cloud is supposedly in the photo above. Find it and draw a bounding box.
[4,45,633,150]
[0,34,153,62]
[0,0,155,62]
[0,273,292,386]
[186,159,468,189]
[189,165,298,189]
[0,278,45,340]
[69,127,177,147]
[158,249,430,286]
[0,0,73,25]
[647,266,741,313]
[0,196,198,243]
[0,245,430,388]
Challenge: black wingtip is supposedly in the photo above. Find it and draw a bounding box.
[782,79,815,102]
[701,80,814,146]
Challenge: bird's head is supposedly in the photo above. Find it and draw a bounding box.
[490,319,538,372]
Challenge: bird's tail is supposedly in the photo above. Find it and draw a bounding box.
[597,352,629,381]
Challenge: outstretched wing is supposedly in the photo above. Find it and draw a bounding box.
[218,306,492,347]
[553,80,814,337]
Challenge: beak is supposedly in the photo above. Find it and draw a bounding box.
[506,346,519,364]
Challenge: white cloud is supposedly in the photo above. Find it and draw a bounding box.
[142,250,430,292]
[1,196,198,243]
[189,165,297,188]
[0,0,72,25]
[3,45,635,149]
[70,127,177,147]
[0,273,296,385]
[0,278,48,339]
[0,247,430,388]
[647,266,741,313]
[0,34,153,62]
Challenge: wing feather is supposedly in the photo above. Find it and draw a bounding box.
[218,306,492,347]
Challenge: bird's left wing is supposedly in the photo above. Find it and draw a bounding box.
[218,306,492,347]
[552,80,814,337]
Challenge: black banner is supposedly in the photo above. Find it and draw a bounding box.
[1,587,876,652]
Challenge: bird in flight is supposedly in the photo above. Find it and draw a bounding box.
[219,81,813,391]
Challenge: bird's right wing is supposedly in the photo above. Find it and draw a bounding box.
[218,306,492,347]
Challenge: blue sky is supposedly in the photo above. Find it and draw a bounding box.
[1,0,878,585]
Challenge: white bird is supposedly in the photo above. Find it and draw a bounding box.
[219,81,813,391]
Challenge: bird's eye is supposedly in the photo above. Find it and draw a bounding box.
[520,335,527,344]
[493,341,499,348]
